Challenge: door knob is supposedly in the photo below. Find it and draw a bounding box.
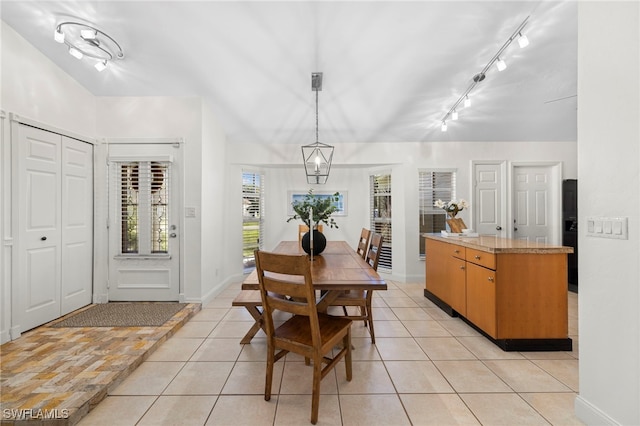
[514,227,518,231]
[169,233,177,238]
[496,226,502,231]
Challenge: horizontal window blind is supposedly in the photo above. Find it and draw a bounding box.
[418,169,456,257]
[370,174,392,271]
[242,172,263,271]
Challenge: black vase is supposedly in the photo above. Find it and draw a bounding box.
[301,230,327,256]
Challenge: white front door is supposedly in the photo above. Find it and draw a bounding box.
[512,164,561,244]
[16,125,93,332]
[107,143,181,301]
[473,162,506,237]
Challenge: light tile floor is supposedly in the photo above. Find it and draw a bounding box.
[77,281,582,426]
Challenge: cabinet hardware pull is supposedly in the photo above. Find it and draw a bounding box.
[474,255,480,260]
[460,266,465,270]
[454,250,459,254]
[488,277,494,282]
[41,236,47,241]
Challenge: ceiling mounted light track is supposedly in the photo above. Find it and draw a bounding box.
[54,21,124,72]
[440,15,530,131]
[302,72,334,185]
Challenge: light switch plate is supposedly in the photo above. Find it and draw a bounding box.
[586,216,628,239]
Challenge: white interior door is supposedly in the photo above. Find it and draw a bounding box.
[473,162,506,237]
[108,143,181,301]
[61,136,93,313]
[512,164,561,244]
[17,126,61,331]
[16,125,93,332]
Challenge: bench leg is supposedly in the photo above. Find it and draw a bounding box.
[239,306,264,344]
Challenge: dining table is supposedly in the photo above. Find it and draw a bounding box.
[238,240,387,342]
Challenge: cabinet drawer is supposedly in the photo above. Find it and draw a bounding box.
[450,245,465,260]
[466,248,496,270]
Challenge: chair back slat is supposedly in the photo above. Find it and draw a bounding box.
[356,228,371,259]
[254,250,321,345]
[365,233,384,271]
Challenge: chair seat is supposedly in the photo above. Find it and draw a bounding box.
[276,313,352,348]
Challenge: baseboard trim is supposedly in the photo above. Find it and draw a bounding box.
[575,395,621,425]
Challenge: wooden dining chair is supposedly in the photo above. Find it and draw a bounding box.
[298,224,323,247]
[254,249,352,425]
[330,233,384,343]
[355,227,371,259]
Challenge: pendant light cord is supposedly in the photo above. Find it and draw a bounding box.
[315,89,319,143]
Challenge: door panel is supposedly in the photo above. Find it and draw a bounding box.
[18,126,61,331]
[513,166,557,243]
[108,143,181,301]
[473,162,505,237]
[61,137,93,314]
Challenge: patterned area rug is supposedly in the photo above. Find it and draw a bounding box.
[51,302,189,327]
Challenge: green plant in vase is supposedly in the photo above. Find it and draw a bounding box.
[287,189,340,229]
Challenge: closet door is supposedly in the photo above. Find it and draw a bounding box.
[17,126,62,331]
[16,125,93,332]
[61,136,93,314]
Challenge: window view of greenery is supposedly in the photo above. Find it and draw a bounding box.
[419,170,455,257]
[242,172,262,270]
[371,174,392,270]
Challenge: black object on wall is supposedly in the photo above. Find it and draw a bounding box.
[562,179,578,292]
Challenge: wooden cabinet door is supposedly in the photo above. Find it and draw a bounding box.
[466,263,497,338]
[449,257,466,315]
[425,239,450,303]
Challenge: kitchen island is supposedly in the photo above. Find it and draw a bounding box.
[424,234,573,351]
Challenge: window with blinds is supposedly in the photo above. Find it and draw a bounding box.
[242,172,264,271]
[419,169,456,257]
[117,161,171,255]
[370,173,392,271]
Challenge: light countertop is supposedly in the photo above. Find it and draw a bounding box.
[423,234,574,254]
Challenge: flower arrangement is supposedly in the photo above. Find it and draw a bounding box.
[434,199,469,218]
[286,189,340,229]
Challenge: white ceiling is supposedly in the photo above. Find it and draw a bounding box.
[1,1,577,144]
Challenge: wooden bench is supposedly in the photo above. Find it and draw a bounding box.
[232,290,264,344]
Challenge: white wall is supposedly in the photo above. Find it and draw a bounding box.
[575,2,640,425]
[0,22,96,136]
[0,22,97,343]
[201,100,231,302]
[95,96,205,303]
[227,140,577,282]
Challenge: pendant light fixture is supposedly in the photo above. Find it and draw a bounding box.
[301,72,334,184]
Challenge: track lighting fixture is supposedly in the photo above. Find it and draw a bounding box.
[53,22,124,72]
[439,16,530,130]
[518,32,529,48]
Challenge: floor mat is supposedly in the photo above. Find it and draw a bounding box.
[51,302,189,327]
